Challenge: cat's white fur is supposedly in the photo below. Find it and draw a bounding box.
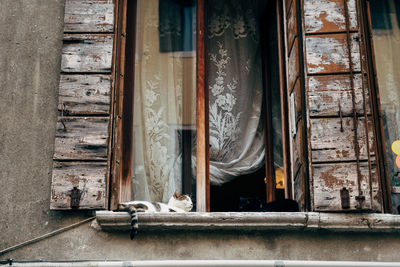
[118,191,193,213]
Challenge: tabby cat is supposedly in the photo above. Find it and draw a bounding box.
[117,191,193,239]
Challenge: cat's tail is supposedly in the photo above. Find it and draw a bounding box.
[126,206,138,239]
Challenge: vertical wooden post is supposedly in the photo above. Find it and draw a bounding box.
[196,0,210,212]
[120,0,137,202]
[277,0,292,199]
[110,0,136,209]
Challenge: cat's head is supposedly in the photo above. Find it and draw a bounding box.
[168,190,193,212]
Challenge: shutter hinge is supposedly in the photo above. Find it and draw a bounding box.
[340,187,350,209]
[70,186,82,209]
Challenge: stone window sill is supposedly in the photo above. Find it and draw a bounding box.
[96,211,400,232]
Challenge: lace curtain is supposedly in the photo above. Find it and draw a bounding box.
[132,0,196,202]
[132,0,267,202]
[207,0,266,185]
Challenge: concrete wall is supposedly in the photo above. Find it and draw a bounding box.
[1,0,400,263]
[0,0,93,251]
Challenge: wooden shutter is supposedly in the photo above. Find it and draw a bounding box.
[50,0,115,210]
[284,0,310,211]
[301,0,382,211]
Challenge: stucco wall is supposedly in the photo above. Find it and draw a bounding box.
[2,0,400,263]
[0,0,93,251]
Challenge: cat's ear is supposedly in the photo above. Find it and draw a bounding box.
[173,190,181,199]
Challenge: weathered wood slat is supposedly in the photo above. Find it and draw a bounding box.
[288,39,299,92]
[54,117,109,160]
[64,0,114,33]
[305,33,360,74]
[61,34,113,73]
[286,0,297,54]
[313,162,377,211]
[286,0,294,15]
[292,80,302,123]
[58,74,111,115]
[51,162,107,210]
[291,118,303,182]
[308,74,370,116]
[302,0,381,212]
[51,0,114,211]
[304,0,358,34]
[293,166,303,208]
[370,162,382,212]
[310,117,375,162]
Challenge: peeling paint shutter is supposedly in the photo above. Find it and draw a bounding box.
[50,0,115,210]
[302,0,382,211]
[284,0,310,211]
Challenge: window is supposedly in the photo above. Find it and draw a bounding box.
[50,0,398,214]
[111,0,290,212]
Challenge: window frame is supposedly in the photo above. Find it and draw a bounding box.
[109,0,396,214]
[109,0,291,211]
[360,0,395,213]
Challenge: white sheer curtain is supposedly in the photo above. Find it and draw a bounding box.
[132,0,267,201]
[132,0,196,202]
[207,0,266,185]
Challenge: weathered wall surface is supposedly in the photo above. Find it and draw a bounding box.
[2,0,400,263]
[0,0,93,250]
[3,224,400,262]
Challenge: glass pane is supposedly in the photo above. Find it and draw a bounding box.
[131,0,196,206]
[207,0,275,211]
[369,0,400,213]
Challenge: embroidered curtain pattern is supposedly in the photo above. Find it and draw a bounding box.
[132,0,196,202]
[207,0,266,185]
[132,0,267,202]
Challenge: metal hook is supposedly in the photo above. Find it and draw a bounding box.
[338,101,344,132]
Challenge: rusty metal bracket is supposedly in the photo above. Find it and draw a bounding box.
[340,187,350,209]
[339,101,344,132]
[70,187,82,209]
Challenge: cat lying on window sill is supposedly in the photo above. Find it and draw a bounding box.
[117,191,193,239]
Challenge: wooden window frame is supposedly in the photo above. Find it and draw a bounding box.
[109,0,291,211]
[359,0,394,213]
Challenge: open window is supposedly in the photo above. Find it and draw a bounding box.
[51,0,396,214]
[110,0,291,212]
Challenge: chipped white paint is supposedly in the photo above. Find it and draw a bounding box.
[347,0,358,29]
[310,117,375,162]
[305,0,346,33]
[351,33,361,70]
[304,0,357,33]
[308,74,370,116]
[59,74,111,115]
[54,117,109,160]
[313,162,375,211]
[306,35,347,73]
[64,0,114,32]
[306,33,360,73]
[61,34,113,73]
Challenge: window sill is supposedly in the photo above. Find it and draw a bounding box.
[95,211,400,232]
